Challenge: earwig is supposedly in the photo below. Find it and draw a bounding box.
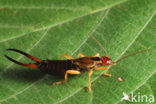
[4,34,150,92]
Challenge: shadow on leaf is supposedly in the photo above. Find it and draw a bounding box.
[1,67,68,87]
[1,68,45,82]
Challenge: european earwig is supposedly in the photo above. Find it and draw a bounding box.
[4,34,150,91]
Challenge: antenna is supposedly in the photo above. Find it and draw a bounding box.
[88,33,109,57]
[116,49,151,63]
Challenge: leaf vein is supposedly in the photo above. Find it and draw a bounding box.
[0,0,127,43]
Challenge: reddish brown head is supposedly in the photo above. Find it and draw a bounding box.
[101,56,116,66]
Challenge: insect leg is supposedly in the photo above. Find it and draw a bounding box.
[88,69,93,92]
[78,53,85,57]
[50,70,81,87]
[61,54,73,59]
[94,53,100,57]
[95,66,112,76]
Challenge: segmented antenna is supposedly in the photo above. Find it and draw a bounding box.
[116,49,151,63]
[88,33,109,57]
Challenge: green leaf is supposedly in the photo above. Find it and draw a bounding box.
[0,0,155,104]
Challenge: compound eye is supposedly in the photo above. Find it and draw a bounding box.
[107,60,111,64]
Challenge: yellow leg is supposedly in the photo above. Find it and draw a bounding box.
[78,53,99,58]
[94,53,100,57]
[95,66,112,76]
[88,70,93,92]
[78,53,85,57]
[61,54,73,59]
[50,70,81,87]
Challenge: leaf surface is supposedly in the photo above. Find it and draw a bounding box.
[0,0,155,104]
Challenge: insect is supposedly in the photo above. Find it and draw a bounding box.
[4,33,150,92]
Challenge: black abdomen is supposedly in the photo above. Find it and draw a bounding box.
[39,60,75,75]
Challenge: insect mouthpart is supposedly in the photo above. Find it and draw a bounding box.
[111,61,116,65]
[107,60,111,64]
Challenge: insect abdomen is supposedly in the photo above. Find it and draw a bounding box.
[39,60,75,75]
